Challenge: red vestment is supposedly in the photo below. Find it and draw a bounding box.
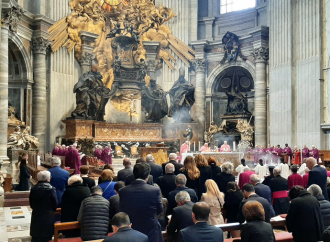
[303,173,309,188]
[238,170,256,190]
[288,173,304,190]
[293,150,301,165]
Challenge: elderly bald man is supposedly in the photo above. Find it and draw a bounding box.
[306,157,329,200]
[156,163,177,199]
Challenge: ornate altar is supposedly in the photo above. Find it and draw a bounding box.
[140,147,169,165]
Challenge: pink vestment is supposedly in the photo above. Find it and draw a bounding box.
[71,149,81,174]
[200,146,209,152]
[238,170,256,189]
[288,173,304,190]
[52,147,59,156]
[220,144,231,152]
[180,143,190,155]
[302,173,309,188]
[101,147,113,164]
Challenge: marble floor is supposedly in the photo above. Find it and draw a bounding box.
[0,206,31,242]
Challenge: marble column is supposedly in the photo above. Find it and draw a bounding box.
[193,59,207,137]
[79,52,93,74]
[0,24,9,161]
[252,47,269,147]
[32,37,49,153]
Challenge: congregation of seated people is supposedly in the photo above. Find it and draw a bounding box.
[28,153,330,242]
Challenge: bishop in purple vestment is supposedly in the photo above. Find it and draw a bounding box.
[101,145,113,164]
[52,143,60,156]
[71,147,82,174]
[253,146,261,164]
[65,146,74,168]
[94,146,102,160]
[283,143,292,163]
[310,145,319,160]
[302,145,310,160]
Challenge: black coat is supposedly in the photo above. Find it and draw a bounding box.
[308,165,329,200]
[162,160,183,175]
[156,173,177,199]
[315,194,330,231]
[167,186,198,215]
[103,227,148,242]
[167,201,194,241]
[109,194,120,219]
[286,190,324,242]
[215,172,235,195]
[262,174,275,186]
[223,190,244,223]
[16,165,30,191]
[29,181,58,238]
[61,182,91,223]
[125,174,154,185]
[117,167,133,182]
[148,161,163,183]
[179,170,199,195]
[269,175,290,215]
[254,183,272,204]
[241,220,276,242]
[326,185,330,202]
[197,166,212,199]
[209,164,221,180]
[78,194,110,241]
[119,180,164,242]
[180,222,223,242]
[82,177,96,191]
[237,194,275,223]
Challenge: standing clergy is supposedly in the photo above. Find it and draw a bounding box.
[269,167,290,215]
[310,145,320,161]
[180,141,190,156]
[238,167,256,190]
[277,158,290,179]
[288,165,304,189]
[235,159,249,185]
[253,145,261,164]
[200,143,210,153]
[292,146,301,166]
[255,159,268,183]
[71,144,82,174]
[302,145,310,160]
[101,144,113,165]
[283,144,292,165]
[94,145,102,160]
[220,141,231,152]
[52,143,60,156]
[274,145,283,164]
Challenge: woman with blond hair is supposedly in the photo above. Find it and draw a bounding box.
[201,179,225,225]
[179,156,200,194]
[195,154,212,199]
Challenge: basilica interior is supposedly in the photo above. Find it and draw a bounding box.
[0,0,329,242]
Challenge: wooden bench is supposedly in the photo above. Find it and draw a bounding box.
[53,218,290,242]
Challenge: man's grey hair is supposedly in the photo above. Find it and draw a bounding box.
[51,157,61,166]
[169,153,177,160]
[175,191,190,203]
[37,170,51,181]
[273,167,281,176]
[243,167,250,172]
[176,174,187,186]
[68,175,83,186]
[165,163,175,173]
[250,174,260,183]
[146,154,154,162]
[307,184,323,197]
[91,186,103,194]
[222,162,234,174]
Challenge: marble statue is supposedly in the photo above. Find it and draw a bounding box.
[141,79,168,122]
[71,70,110,121]
[225,84,250,115]
[7,126,39,149]
[168,67,195,122]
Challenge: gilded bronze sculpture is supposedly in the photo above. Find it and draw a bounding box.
[168,67,195,123]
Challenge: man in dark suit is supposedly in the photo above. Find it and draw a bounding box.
[250,174,272,203]
[156,163,177,199]
[80,165,95,191]
[48,157,69,207]
[167,191,194,241]
[110,182,125,220]
[237,183,275,223]
[180,202,224,242]
[307,157,329,200]
[162,153,183,175]
[167,174,198,215]
[119,163,164,242]
[117,158,133,182]
[269,168,290,215]
[104,212,148,242]
[146,154,163,183]
[125,158,154,185]
[262,166,275,186]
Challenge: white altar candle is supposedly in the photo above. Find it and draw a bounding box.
[194,142,195,151]
[233,141,236,151]
[189,141,191,151]
[199,141,200,151]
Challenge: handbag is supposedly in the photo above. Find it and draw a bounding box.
[103,181,113,193]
